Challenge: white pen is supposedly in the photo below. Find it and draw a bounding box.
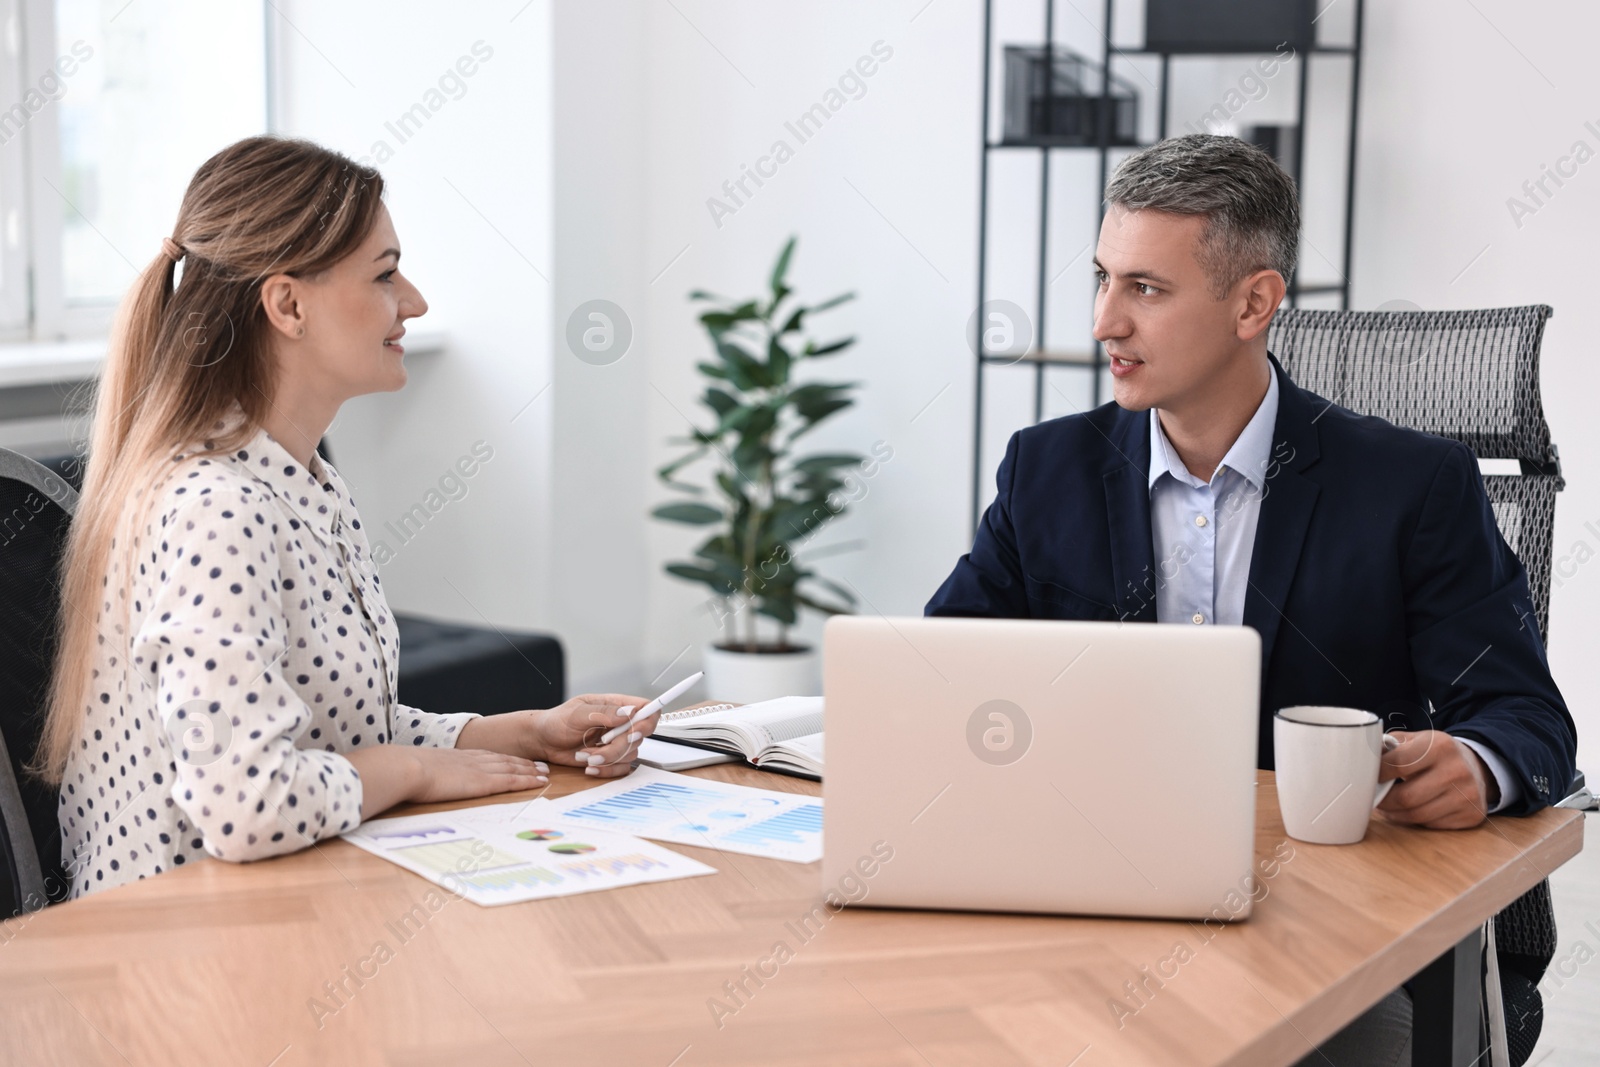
[597,670,704,746]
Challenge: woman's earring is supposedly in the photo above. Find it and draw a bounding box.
[296,328,304,338]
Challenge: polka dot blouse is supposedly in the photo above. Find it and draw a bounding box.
[60,426,480,898]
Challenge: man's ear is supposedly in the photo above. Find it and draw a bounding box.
[1235,268,1287,343]
[260,275,305,340]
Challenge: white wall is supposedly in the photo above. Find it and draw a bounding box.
[275,0,557,655]
[549,0,652,693]
[1351,0,1600,777]
[276,0,1598,776]
[632,1,983,679]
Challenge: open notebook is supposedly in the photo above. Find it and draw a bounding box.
[653,695,824,779]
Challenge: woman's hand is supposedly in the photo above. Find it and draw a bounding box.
[345,744,548,819]
[411,748,550,804]
[454,693,653,779]
[533,693,657,778]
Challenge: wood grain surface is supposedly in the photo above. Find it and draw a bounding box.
[0,767,1581,1067]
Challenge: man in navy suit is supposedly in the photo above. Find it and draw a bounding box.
[926,135,1576,1060]
[929,134,1573,824]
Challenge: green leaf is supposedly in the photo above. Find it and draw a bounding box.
[691,535,747,574]
[731,406,777,473]
[778,306,805,334]
[717,341,768,390]
[665,562,737,597]
[770,237,797,294]
[697,361,729,380]
[807,291,855,314]
[690,550,751,589]
[805,574,858,606]
[767,335,792,386]
[703,388,739,417]
[795,591,855,616]
[688,289,725,301]
[765,283,792,319]
[652,502,723,525]
[793,476,846,502]
[657,446,708,483]
[804,336,855,358]
[793,453,863,474]
[713,403,761,436]
[700,301,762,331]
[794,537,866,562]
[714,470,751,509]
[737,404,777,442]
[790,383,856,424]
[772,500,836,539]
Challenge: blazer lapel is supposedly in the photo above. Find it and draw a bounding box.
[1243,357,1323,674]
[1103,409,1158,623]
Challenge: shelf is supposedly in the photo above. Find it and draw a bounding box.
[989,140,1147,151]
[971,0,1364,530]
[0,328,448,390]
[1116,45,1358,57]
[982,349,1099,367]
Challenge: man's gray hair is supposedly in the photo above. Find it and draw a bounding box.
[1104,134,1300,299]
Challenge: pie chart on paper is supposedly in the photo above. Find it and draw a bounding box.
[516,829,565,841]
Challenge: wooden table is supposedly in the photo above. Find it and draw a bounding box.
[0,768,1581,1067]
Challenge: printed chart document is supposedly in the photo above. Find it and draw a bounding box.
[546,766,823,863]
[654,696,825,778]
[344,798,715,906]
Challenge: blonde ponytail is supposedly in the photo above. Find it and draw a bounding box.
[32,136,385,783]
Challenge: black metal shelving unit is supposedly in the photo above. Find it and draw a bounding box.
[971,0,1366,529]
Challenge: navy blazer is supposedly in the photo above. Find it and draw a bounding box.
[927,357,1577,815]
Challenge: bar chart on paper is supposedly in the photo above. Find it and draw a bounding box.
[722,804,823,850]
[558,780,733,831]
[550,768,824,863]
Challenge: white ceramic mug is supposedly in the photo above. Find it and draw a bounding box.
[1274,706,1401,845]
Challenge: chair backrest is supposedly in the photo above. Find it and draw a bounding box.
[1269,305,1562,642]
[1269,305,1567,992]
[0,448,78,917]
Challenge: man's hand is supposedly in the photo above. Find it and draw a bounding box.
[1376,730,1497,829]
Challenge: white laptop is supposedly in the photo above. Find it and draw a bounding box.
[822,616,1261,921]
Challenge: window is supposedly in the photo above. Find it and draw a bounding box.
[0,0,268,342]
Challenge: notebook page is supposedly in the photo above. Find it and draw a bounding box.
[758,731,824,776]
[659,696,823,751]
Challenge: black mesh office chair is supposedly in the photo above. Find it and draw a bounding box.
[1269,304,1568,1065]
[0,449,78,918]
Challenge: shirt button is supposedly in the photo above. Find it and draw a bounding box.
[1195,514,1209,527]
[1192,612,1205,624]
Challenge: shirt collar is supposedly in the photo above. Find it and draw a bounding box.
[1148,366,1280,493]
[228,427,347,548]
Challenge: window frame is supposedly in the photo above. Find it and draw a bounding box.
[0,0,273,345]
[0,0,33,338]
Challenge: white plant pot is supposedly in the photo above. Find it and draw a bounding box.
[702,643,820,705]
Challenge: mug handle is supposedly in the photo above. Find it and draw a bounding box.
[1373,733,1402,807]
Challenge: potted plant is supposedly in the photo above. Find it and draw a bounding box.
[652,237,861,703]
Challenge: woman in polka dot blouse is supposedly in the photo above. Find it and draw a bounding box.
[35,137,657,898]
